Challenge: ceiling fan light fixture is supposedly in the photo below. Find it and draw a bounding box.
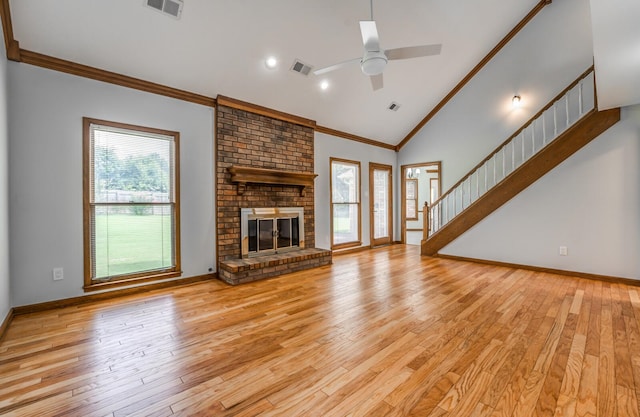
[361,52,387,76]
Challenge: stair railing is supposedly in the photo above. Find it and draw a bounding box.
[428,66,596,237]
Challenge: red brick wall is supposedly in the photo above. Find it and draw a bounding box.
[216,105,315,263]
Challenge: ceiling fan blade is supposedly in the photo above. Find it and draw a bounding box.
[360,20,381,52]
[385,44,442,60]
[370,73,383,91]
[313,57,361,75]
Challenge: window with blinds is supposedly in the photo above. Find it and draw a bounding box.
[83,118,181,290]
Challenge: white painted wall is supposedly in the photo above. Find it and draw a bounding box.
[442,105,640,279]
[0,35,11,319]
[8,63,215,306]
[398,0,640,279]
[314,132,397,250]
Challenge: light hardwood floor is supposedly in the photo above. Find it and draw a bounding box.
[1,245,639,416]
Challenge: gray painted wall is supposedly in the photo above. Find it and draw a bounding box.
[0,35,11,319]
[314,132,397,250]
[399,0,594,190]
[399,0,640,279]
[8,63,216,306]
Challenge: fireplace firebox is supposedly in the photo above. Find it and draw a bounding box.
[241,207,305,258]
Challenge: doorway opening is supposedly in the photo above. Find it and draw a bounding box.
[401,162,441,245]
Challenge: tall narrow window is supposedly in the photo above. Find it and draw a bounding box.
[406,179,418,220]
[83,118,181,290]
[330,158,361,249]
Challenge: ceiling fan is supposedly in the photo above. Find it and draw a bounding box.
[313,0,442,91]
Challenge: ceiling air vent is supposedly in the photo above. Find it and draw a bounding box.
[290,59,313,76]
[388,102,401,111]
[145,0,183,19]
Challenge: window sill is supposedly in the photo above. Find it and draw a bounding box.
[331,241,362,251]
[84,271,183,292]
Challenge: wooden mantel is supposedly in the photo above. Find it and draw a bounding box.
[227,166,317,196]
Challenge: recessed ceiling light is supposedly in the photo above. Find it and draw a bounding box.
[265,57,278,69]
[320,80,330,90]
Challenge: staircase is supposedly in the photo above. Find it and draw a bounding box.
[422,67,620,256]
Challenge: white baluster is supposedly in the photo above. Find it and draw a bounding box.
[443,196,447,225]
[578,81,583,116]
[542,113,547,146]
[565,93,570,128]
[453,190,457,217]
[553,103,558,136]
[531,122,536,155]
[484,161,488,192]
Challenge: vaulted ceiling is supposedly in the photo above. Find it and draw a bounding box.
[5,0,638,147]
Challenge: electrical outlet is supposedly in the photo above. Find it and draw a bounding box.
[53,267,64,281]
[559,246,568,256]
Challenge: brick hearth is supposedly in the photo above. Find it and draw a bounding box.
[218,248,332,285]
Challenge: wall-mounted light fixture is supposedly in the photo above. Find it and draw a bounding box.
[512,95,522,108]
[407,168,421,178]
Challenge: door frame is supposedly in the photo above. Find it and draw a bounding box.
[400,161,441,244]
[369,162,393,247]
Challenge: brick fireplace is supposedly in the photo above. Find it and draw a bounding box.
[215,96,332,284]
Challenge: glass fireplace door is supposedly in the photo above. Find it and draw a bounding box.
[247,216,301,256]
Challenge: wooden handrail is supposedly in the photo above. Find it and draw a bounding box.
[430,66,594,209]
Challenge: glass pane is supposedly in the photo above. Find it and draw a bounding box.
[277,218,291,248]
[406,200,417,219]
[406,179,417,199]
[248,219,257,252]
[373,169,389,240]
[92,127,173,204]
[292,217,299,246]
[331,161,359,203]
[258,219,274,251]
[93,204,173,279]
[333,203,359,245]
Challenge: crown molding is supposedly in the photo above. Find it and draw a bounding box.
[216,95,316,129]
[19,49,216,107]
[316,125,395,151]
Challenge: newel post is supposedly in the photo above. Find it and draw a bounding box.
[423,201,430,240]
